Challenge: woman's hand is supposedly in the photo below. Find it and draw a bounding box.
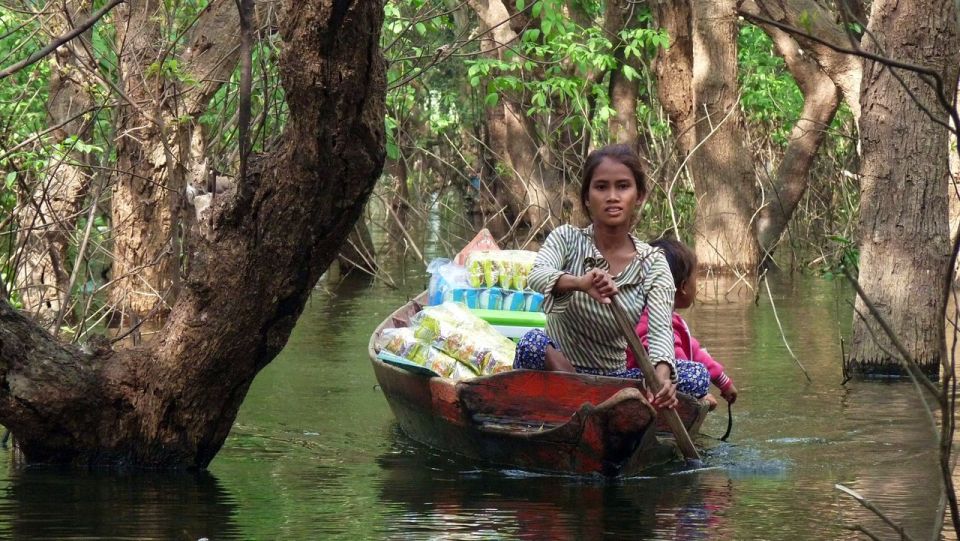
[648,362,678,410]
[578,268,618,304]
[721,383,738,404]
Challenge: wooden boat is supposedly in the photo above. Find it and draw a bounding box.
[369,294,709,477]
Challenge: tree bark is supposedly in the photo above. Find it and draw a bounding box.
[108,0,267,333]
[13,1,96,330]
[847,0,959,377]
[606,0,641,151]
[741,0,843,259]
[0,0,385,467]
[652,0,696,160]
[689,0,760,273]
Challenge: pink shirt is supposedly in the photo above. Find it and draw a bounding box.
[626,311,733,392]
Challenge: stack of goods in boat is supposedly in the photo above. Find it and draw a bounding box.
[376,302,516,381]
[427,251,543,312]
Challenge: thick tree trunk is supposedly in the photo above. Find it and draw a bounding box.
[13,1,95,329]
[689,0,760,273]
[108,0,262,333]
[847,0,959,377]
[470,0,562,233]
[652,0,695,160]
[741,1,843,259]
[108,0,182,330]
[0,0,385,467]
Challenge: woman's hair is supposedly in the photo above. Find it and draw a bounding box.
[579,144,648,214]
[650,237,697,289]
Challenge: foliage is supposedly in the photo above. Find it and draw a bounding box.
[737,24,803,147]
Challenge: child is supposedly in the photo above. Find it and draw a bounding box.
[626,238,738,407]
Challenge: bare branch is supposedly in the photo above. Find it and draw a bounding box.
[0,0,125,81]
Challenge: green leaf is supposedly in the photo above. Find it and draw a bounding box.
[386,140,400,160]
[470,76,481,87]
[531,1,542,18]
[484,92,499,107]
[542,19,553,36]
[622,64,638,81]
[415,22,427,36]
[516,0,525,10]
[4,171,15,189]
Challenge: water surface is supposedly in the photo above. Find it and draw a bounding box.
[0,269,948,540]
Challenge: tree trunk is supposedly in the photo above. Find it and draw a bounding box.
[13,1,95,330]
[652,0,695,160]
[0,0,385,468]
[741,0,843,260]
[689,0,760,273]
[606,0,641,153]
[847,0,959,377]
[108,0,262,334]
[470,0,562,233]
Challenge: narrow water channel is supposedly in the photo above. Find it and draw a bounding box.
[0,268,946,539]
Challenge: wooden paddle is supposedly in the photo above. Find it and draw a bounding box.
[609,296,702,463]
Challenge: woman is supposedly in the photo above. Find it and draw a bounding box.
[513,144,701,409]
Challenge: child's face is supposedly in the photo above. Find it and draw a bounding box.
[675,272,697,309]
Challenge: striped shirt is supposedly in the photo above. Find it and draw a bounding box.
[528,224,677,379]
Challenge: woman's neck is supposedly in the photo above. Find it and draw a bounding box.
[591,222,633,252]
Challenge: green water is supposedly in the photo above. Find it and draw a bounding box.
[0,271,947,540]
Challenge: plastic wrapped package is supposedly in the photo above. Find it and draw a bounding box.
[376,327,419,357]
[477,288,502,310]
[414,319,492,373]
[525,292,545,312]
[427,258,470,306]
[485,358,514,375]
[412,302,517,374]
[482,345,515,375]
[502,290,526,311]
[466,252,497,288]
[466,250,537,290]
[406,343,477,380]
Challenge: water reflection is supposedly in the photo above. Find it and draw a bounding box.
[374,426,738,540]
[0,467,238,540]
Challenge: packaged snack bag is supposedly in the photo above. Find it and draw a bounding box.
[412,303,516,373]
[376,327,419,357]
[525,292,545,312]
[407,343,473,378]
[466,251,498,288]
[466,250,537,291]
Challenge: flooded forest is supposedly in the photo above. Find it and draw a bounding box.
[1,0,960,538]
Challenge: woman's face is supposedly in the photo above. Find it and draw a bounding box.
[585,158,641,228]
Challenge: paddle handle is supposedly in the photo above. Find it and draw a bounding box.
[610,297,701,462]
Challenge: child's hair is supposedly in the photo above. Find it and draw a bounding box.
[650,237,697,289]
[579,144,647,214]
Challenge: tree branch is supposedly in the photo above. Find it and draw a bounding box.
[0,0,125,81]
